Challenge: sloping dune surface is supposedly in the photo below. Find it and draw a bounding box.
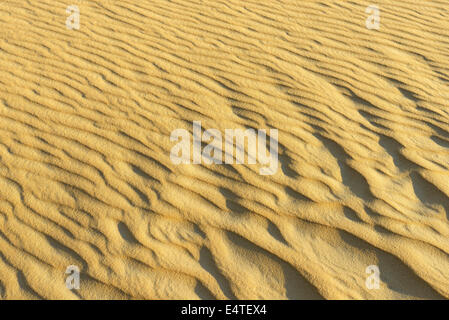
[0,0,448,299]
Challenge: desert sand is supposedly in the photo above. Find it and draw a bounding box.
[0,0,448,299]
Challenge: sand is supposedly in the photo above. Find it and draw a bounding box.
[0,0,448,300]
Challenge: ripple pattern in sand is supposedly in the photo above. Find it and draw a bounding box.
[0,0,448,299]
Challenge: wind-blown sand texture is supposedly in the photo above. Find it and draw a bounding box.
[0,0,448,300]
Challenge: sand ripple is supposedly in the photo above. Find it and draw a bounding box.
[0,0,448,299]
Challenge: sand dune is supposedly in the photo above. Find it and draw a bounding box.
[0,0,448,299]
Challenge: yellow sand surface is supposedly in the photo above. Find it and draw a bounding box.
[0,0,448,299]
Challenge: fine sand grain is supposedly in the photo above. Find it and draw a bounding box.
[0,0,448,299]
